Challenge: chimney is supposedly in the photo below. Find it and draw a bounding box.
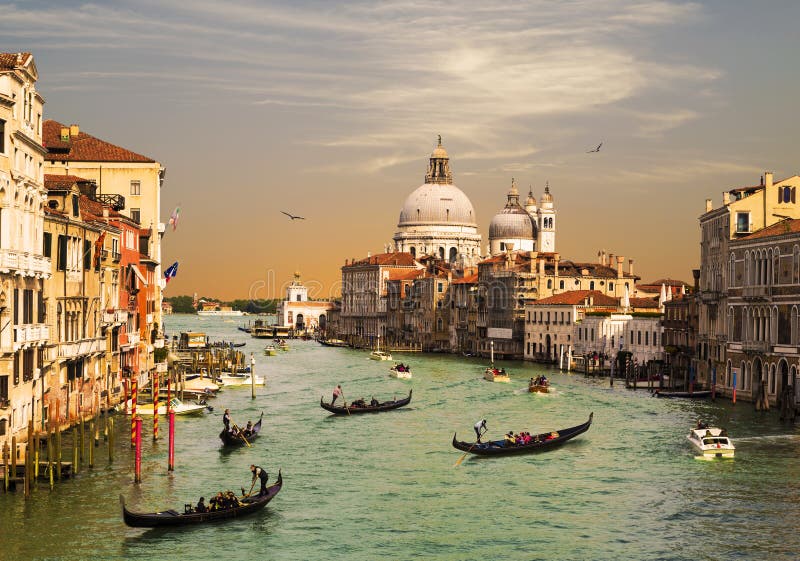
[597,250,602,264]
[705,198,713,212]
[616,255,624,279]
[367,251,371,258]
[608,253,614,269]
[722,192,730,205]
[765,171,773,190]
[69,124,79,137]
[628,259,634,277]
[60,127,70,142]
[602,250,607,266]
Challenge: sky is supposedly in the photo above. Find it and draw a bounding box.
[3,0,799,301]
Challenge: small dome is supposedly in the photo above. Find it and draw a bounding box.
[540,182,553,204]
[398,183,477,226]
[489,180,536,240]
[525,187,537,208]
[431,134,448,159]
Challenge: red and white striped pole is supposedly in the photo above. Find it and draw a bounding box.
[168,410,175,472]
[130,376,138,448]
[134,416,142,483]
[152,371,159,441]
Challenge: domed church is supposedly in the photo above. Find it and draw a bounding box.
[488,179,556,255]
[393,138,482,267]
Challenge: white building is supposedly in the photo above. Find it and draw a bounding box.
[393,138,482,266]
[276,272,334,332]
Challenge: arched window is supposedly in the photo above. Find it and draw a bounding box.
[438,247,445,259]
[589,281,595,290]
[410,247,416,258]
[449,247,458,263]
[559,280,564,289]
[547,279,552,289]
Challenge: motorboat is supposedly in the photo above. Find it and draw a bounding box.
[370,351,393,361]
[687,427,734,458]
[528,376,550,393]
[484,367,510,383]
[319,338,348,348]
[183,374,220,393]
[389,364,412,379]
[217,373,266,387]
[119,397,208,416]
[264,345,278,356]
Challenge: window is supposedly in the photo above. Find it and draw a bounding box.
[130,208,141,223]
[609,282,614,291]
[84,239,92,270]
[559,280,564,289]
[130,180,141,196]
[43,232,52,257]
[437,282,443,293]
[0,118,5,153]
[57,235,67,270]
[736,212,750,234]
[72,194,79,217]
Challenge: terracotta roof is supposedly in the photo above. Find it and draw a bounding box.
[345,252,418,268]
[44,174,93,190]
[532,290,618,306]
[79,194,123,222]
[640,279,689,288]
[451,273,479,285]
[43,120,155,163]
[629,297,660,309]
[0,52,32,70]
[386,269,424,281]
[737,218,800,241]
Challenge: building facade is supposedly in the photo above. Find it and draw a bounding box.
[276,272,334,333]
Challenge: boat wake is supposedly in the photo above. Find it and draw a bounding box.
[731,434,800,443]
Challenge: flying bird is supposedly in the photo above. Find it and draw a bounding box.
[587,142,603,153]
[281,211,305,220]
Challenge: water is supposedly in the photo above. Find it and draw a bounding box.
[2,315,800,560]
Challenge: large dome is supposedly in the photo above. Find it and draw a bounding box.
[398,183,477,227]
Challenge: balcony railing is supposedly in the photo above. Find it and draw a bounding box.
[13,324,50,347]
[112,251,121,262]
[742,340,770,353]
[742,286,772,300]
[57,338,107,359]
[102,310,128,325]
[0,249,52,278]
[95,193,126,211]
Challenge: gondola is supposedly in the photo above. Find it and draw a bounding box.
[219,412,264,446]
[320,390,412,415]
[452,413,593,457]
[120,470,282,528]
[653,389,712,399]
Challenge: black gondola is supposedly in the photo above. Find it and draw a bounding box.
[120,470,282,528]
[219,412,264,446]
[320,390,412,415]
[652,389,712,399]
[452,413,593,457]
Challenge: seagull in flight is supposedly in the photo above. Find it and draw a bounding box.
[281,211,305,220]
[587,142,603,153]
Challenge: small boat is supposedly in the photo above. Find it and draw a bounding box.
[389,364,412,379]
[687,427,734,458]
[484,367,510,383]
[264,345,278,356]
[528,376,550,393]
[220,413,264,446]
[370,351,393,361]
[183,374,220,393]
[121,470,282,527]
[320,390,412,415]
[278,343,290,351]
[119,397,208,416]
[217,373,266,387]
[452,413,593,457]
[319,338,349,348]
[653,389,712,399]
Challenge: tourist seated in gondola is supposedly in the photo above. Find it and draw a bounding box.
[504,431,516,446]
[370,396,379,406]
[196,497,207,513]
[352,398,367,408]
[243,421,253,437]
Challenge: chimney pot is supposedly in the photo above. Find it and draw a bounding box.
[69,124,79,136]
[628,259,634,277]
[723,192,730,205]
[616,256,624,279]
[705,198,713,212]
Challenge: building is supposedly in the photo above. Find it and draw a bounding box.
[662,272,699,390]
[698,172,800,394]
[449,272,479,355]
[42,119,166,351]
[722,218,800,407]
[338,252,421,347]
[276,272,334,333]
[393,138,482,267]
[0,52,51,446]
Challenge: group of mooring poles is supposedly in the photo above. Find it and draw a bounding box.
[131,370,177,484]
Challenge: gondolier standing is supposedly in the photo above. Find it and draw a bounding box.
[223,408,232,432]
[474,419,487,442]
[331,385,343,405]
[250,464,269,496]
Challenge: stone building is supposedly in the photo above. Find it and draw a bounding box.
[276,272,335,333]
[698,172,800,393]
[0,52,50,445]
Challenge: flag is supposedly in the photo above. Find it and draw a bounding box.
[164,261,179,283]
[168,206,181,231]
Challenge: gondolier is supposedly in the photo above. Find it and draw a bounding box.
[250,464,269,496]
[331,385,343,405]
[223,408,232,432]
[474,419,487,443]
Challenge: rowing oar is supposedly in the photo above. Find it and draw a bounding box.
[454,428,485,467]
[340,390,351,416]
[232,424,251,447]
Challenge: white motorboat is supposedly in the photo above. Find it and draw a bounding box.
[389,364,412,379]
[119,397,208,416]
[217,373,266,387]
[687,427,735,458]
[264,345,278,356]
[484,367,510,383]
[183,374,220,393]
[370,351,393,361]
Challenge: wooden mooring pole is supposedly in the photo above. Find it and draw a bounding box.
[108,417,114,463]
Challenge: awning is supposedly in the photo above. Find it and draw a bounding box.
[130,264,148,286]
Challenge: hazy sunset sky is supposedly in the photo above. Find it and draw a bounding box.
[3,1,799,300]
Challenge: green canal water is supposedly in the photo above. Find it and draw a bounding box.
[2,315,800,560]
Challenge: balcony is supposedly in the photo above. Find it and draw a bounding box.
[0,249,52,278]
[95,193,126,211]
[13,324,50,347]
[127,332,141,346]
[742,340,770,353]
[57,337,107,359]
[742,286,771,300]
[102,310,128,325]
[146,313,154,325]
[112,252,121,262]
[699,290,721,303]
